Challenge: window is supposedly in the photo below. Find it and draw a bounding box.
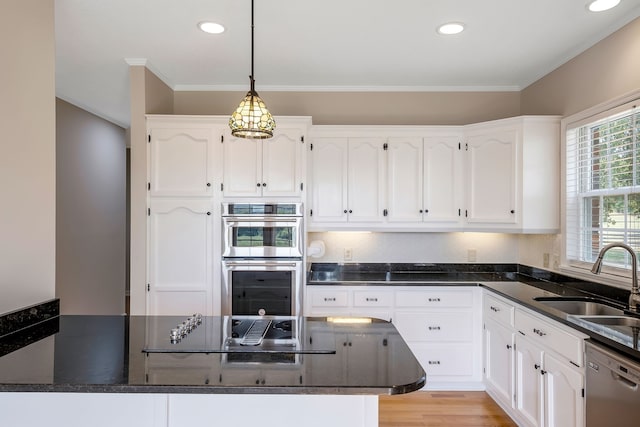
[566,102,640,271]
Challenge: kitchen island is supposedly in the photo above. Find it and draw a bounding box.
[0,314,425,427]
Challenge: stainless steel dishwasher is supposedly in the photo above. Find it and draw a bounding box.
[586,341,640,427]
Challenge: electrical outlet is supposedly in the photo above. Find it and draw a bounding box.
[344,248,353,261]
[543,253,550,268]
[468,249,477,263]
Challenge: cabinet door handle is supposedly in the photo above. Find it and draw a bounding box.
[365,297,378,302]
[540,370,547,375]
[506,344,512,350]
[534,364,540,370]
[490,306,500,312]
[323,297,336,302]
[533,328,547,337]
[428,326,441,331]
[428,360,441,365]
[428,298,441,302]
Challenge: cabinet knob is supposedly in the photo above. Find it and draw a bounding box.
[344,210,348,214]
[419,209,423,213]
[540,370,547,375]
[349,210,353,213]
[257,183,261,187]
[534,364,540,370]
[206,212,211,215]
[510,209,515,214]
[206,182,211,187]
[262,183,267,187]
[506,344,512,350]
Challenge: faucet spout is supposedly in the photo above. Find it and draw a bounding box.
[591,243,640,313]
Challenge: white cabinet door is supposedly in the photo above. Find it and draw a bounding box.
[484,318,514,409]
[347,138,386,222]
[423,135,463,226]
[222,136,262,197]
[466,128,517,224]
[386,137,423,222]
[262,130,302,197]
[149,128,214,197]
[515,335,543,427]
[310,138,348,223]
[543,352,584,427]
[147,199,213,315]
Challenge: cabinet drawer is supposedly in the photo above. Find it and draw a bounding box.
[395,312,473,342]
[409,343,474,377]
[309,290,349,307]
[353,290,392,307]
[395,289,473,308]
[484,293,514,326]
[514,309,584,366]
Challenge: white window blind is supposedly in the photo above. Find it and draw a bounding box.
[566,102,640,271]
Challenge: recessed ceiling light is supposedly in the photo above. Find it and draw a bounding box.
[437,22,465,35]
[588,0,621,12]
[198,21,225,34]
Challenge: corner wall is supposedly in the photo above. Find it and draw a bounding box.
[0,0,56,314]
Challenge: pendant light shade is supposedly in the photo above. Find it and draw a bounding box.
[229,0,275,139]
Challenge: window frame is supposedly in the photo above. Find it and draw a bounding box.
[561,92,640,283]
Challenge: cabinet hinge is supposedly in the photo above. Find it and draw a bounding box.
[147,182,150,191]
[147,208,150,216]
[383,143,388,150]
[300,136,304,143]
[147,283,150,292]
[148,134,151,143]
[221,135,224,143]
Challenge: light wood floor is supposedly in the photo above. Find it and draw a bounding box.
[379,391,517,427]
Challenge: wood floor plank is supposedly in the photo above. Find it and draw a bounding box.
[379,391,516,427]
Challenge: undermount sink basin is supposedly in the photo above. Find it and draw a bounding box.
[575,315,640,328]
[532,296,625,316]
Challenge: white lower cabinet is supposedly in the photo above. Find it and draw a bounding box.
[483,290,586,427]
[305,286,483,390]
[483,318,515,409]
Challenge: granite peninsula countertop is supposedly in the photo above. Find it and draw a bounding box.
[308,263,640,362]
[0,315,425,395]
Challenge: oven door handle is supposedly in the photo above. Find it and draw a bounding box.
[224,218,300,224]
[223,261,299,268]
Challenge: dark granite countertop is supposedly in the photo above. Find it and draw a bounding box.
[308,263,640,362]
[0,315,425,395]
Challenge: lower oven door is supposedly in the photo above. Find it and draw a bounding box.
[222,259,303,316]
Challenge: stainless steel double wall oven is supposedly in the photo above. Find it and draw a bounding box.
[221,203,304,316]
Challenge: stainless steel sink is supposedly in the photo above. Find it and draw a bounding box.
[575,315,640,328]
[533,296,625,316]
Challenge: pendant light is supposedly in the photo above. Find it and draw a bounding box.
[229,0,276,139]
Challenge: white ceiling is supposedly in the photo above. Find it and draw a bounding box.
[55,0,640,128]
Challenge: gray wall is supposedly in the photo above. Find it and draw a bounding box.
[56,99,126,315]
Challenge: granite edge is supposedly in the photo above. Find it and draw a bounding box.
[0,299,60,339]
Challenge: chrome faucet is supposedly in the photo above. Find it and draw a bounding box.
[591,242,640,313]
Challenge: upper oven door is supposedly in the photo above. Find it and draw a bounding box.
[222,216,303,258]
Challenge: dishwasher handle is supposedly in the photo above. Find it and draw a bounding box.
[612,368,639,391]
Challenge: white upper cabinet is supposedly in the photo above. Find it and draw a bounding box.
[386,137,423,223]
[223,127,305,198]
[347,138,386,222]
[309,136,386,226]
[387,134,463,228]
[464,116,560,233]
[148,127,217,197]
